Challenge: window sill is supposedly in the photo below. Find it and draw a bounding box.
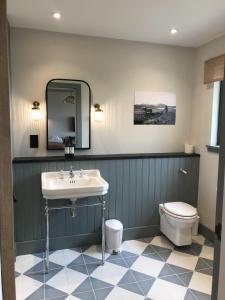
[206,145,220,153]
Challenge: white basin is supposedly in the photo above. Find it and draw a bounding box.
[41,169,109,199]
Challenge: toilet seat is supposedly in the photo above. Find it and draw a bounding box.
[163,202,197,218]
[163,208,197,221]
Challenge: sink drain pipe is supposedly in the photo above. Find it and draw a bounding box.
[70,199,77,218]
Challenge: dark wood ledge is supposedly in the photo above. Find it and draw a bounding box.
[13,152,200,164]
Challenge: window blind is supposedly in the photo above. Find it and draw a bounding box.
[204,55,225,84]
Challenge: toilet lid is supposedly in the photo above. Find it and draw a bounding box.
[164,202,197,217]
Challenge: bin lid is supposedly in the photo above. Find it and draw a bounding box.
[105,219,123,231]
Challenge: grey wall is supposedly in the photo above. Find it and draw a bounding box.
[13,155,200,255]
[10,27,195,157]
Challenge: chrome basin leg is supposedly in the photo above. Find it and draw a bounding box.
[101,196,106,265]
[45,199,49,273]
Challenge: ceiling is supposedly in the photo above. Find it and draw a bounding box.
[7,0,225,48]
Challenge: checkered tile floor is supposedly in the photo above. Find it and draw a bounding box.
[15,235,214,300]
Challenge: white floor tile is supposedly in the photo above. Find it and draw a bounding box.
[47,267,88,294]
[91,261,127,285]
[192,235,205,245]
[83,245,110,260]
[65,296,81,300]
[147,278,187,300]
[200,246,214,260]
[15,254,42,273]
[150,236,174,250]
[189,271,212,295]
[15,274,42,300]
[106,286,145,300]
[167,250,198,270]
[131,255,164,277]
[49,249,80,266]
[122,240,148,255]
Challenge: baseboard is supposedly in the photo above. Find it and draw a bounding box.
[15,225,160,255]
[123,225,160,240]
[199,223,215,243]
[16,223,213,255]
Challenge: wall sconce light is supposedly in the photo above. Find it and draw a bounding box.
[31,101,42,120]
[94,103,104,121]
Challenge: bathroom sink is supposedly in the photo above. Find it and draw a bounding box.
[41,169,109,200]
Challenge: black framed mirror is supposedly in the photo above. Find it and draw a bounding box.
[46,79,91,150]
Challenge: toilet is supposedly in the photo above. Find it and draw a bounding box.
[159,202,200,246]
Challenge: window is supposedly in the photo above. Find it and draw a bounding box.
[217,81,223,146]
[208,81,223,152]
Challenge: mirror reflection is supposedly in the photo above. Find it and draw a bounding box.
[46,79,91,150]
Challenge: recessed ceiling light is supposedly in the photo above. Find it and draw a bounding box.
[52,11,61,19]
[170,28,178,35]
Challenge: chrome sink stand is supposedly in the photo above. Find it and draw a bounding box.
[44,196,106,273]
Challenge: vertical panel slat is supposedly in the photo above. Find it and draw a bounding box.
[153,159,161,224]
[32,162,41,241]
[174,158,179,201]
[115,160,123,222]
[86,160,97,233]
[141,159,149,226]
[128,159,136,228]
[24,163,33,241]
[161,159,168,204]
[122,159,130,227]
[14,164,25,242]
[135,159,143,226]
[40,162,49,239]
[94,160,101,232]
[148,159,155,225]
[108,160,115,220]
[179,157,186,201]
[167,158,174,203]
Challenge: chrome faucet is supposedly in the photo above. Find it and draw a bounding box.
[79,169,84,178]
[69,166,75,178]
[59,170,64,179]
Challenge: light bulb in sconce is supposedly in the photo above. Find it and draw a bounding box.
[94,104,104,121]
[31,101,42,120]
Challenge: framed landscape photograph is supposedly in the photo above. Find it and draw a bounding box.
[134,91,176,125]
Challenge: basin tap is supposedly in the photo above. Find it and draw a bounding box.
[69,166,75,178]
[79,169,84,178]
[59,170,64,179]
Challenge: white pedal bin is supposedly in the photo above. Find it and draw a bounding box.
[105,219,123,254]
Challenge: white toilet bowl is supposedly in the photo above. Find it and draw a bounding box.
[159,202,200,246]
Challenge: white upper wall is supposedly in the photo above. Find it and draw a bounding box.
[191,34,225,230]
[10,27,195,157]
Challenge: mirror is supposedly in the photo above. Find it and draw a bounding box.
[46,79,91,150]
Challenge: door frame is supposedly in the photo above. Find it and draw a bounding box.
[212,73,225,299]
[0,0,16,299]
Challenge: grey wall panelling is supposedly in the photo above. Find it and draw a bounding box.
[13,155,200,254]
